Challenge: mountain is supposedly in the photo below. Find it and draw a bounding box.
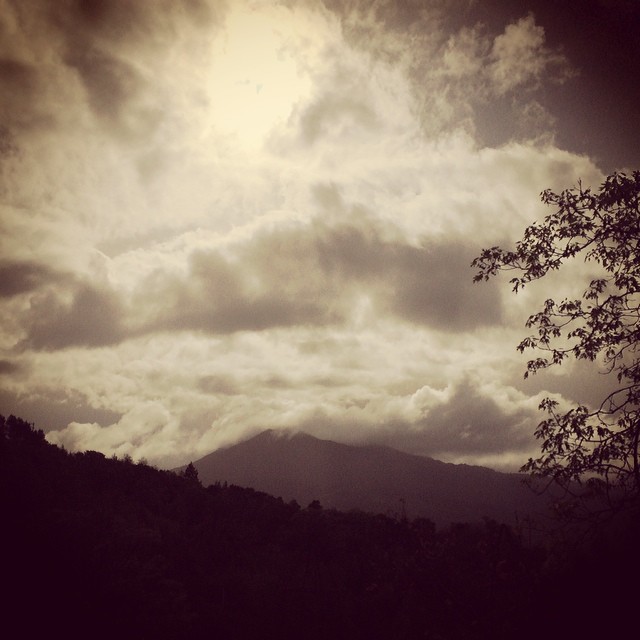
[183,430,553,527]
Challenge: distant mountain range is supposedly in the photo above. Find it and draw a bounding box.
[181,430,555,527]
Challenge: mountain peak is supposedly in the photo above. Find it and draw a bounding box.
[189,430,550,527]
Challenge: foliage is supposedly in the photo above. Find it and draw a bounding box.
[3,413,639,637]
[472,171,640,517]
[181,461,201,484]
[0,413,568,639]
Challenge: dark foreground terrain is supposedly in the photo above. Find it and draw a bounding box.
[2,414,637,639]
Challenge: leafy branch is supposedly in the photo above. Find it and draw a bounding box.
[472,171,640,518]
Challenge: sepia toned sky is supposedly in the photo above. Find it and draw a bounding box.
[1,0,638,470]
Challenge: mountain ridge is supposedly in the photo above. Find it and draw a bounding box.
[182,429,552,527]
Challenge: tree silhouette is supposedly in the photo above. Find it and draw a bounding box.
[473,171,640,518]
[181,461,200,484]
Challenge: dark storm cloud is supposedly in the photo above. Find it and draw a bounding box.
[0,260,61,298]
[141,216,503,337]
[22,282,127,350]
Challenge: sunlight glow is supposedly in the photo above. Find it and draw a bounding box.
[207,6,311,150]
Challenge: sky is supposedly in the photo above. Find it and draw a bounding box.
[1,0,639,471]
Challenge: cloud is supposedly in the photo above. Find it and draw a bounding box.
[0,260,60,298]
[66,46,159,141]
[282,375,541,469]
[320,4,573,142]
[380,241,503,330]
[299,94,378,145]
[0,0,623,474]
[52,0,218,142]
[406,378,537,457]
[22,281,127,350]
[489,14,572,95]
[132,214,503,337]
[47,400,175,460]
[0,359,20,375]
[43,352,541,470]
[147,248,333,334]
[197,373,241,396]
[0,58,44,132]
[0,383,122,433]
[59,0,219,41]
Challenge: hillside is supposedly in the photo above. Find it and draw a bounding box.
[184,430,552,527]
[3,413,637,639]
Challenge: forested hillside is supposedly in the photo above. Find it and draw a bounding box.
[1,414,636,639]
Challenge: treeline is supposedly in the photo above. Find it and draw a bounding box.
[1,414,635,639]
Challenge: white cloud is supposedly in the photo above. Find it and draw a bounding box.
[0,0,612,472]
[489,14,574,95]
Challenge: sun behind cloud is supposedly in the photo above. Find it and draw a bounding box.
[206,4,315,150]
